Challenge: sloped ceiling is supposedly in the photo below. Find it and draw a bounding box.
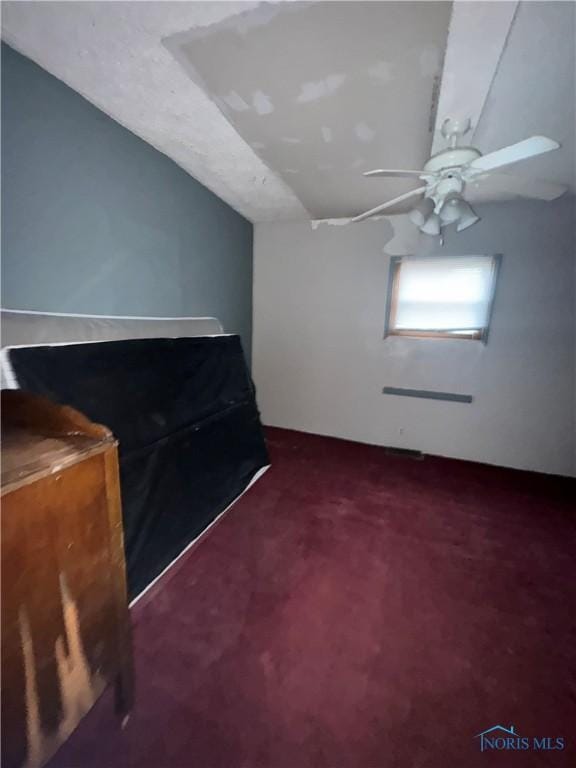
[2,1,575,222]
[165,1,452,219]
[473,0,575,195]
[2,1,306,222]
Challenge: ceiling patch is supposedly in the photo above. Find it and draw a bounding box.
[296,74,346,104]
[367,61,394,83]
[310,217,356,229]
[163,0,452,219]
[355,122,376,143]
[7,1,570,222]
[252,90,274,115]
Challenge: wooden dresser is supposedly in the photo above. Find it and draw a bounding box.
[1,390,133,768]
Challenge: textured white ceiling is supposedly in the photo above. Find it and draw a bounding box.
[2,1,308,222]
[2,1,575,222]
[165,1,451,219]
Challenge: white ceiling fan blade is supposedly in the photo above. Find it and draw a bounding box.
[363,169,428,178]
[469,136,560,173]
[467,173,567,202]
[351,186,427,223]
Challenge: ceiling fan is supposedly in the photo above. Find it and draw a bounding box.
[352,118,567,234]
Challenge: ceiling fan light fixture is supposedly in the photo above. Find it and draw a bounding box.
[439,196,465,224]
[409,198,434,227]
[419,212,441,236]
[456,202,481,231]
[356,132,561,228]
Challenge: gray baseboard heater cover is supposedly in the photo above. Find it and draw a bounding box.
[386,447,424,460]
[383,387,473,403]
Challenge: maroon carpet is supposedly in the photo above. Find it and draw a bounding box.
[48,428,575,767]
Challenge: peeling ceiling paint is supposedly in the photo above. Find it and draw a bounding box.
[2,0,574,223]
[165,0,452,219]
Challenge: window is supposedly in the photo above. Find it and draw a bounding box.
[385,255,500,342]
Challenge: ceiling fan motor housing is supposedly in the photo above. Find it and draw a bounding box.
[423,147,482,174]
[352,132,564,225]
[423,147,483,213]
[434,175,464,198]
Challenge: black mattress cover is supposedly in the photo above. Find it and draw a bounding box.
[7,336,269,598]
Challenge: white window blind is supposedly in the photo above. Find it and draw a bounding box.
[391,256,498,337]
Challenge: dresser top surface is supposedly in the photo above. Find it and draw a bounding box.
[1,389,115,493]
[1,427,111,492]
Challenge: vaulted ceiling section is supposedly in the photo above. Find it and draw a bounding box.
[2,1,575,221]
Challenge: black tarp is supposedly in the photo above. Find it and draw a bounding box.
[7,336,269,598]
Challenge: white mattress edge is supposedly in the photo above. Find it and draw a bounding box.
[128,464,271,609]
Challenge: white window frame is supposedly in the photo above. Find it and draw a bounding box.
[384,254,502,344]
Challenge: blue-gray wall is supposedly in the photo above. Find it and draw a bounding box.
[1,44,254,361]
